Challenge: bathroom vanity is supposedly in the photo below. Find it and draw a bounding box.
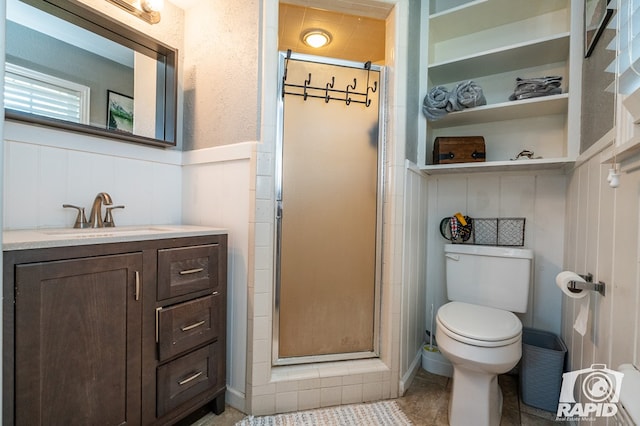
[2,226,227,426]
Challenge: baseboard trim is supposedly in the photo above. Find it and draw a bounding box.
[225,386,246,413]
[399,348,422,396]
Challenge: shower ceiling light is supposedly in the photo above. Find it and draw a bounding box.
[106,0,163,24]
[302,29,332,48]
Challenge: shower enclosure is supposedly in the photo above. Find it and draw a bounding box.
[274,52,385,365]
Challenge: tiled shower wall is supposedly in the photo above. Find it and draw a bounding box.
[563,145,640,373]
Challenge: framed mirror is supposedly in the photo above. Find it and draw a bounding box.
[4,0,177,147]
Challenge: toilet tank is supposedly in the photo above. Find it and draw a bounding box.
[445,244,533,313]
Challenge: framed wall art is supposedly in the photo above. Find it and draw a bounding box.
[585,0,613,57]
[107,90,134,133]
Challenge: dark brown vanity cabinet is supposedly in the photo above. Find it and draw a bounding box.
[3,233,227,426]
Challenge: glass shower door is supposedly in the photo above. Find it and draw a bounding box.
[275,53,383,363]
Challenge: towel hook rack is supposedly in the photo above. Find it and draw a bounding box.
[281,54,377,107]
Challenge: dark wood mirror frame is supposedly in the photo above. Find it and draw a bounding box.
[5,0,178,148]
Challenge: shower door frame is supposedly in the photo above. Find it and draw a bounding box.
[272,51,386,366]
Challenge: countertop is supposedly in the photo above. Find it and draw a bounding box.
[3,225,227,251]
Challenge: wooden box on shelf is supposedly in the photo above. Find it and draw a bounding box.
[432,136,486,164]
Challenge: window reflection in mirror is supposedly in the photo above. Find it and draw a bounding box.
[4,0,177,147]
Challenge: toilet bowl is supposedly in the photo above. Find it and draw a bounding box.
[436,302,522,426]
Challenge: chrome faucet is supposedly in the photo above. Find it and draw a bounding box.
[88,192,113,228]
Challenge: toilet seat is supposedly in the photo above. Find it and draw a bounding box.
[437,302,522,347]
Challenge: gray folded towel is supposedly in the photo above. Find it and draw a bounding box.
[509,76,563,101]
[449,80,487,111]
[423,85,450,120]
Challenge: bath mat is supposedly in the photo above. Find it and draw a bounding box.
[235,400,412,425]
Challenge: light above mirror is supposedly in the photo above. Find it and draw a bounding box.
[106,0,163,24]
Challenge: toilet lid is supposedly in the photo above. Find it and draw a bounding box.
[438,302,522,342]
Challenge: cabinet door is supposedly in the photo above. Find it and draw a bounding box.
[15,253,143,426]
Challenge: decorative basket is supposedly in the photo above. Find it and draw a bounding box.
[439,217,526,247]
[472,218,525,247]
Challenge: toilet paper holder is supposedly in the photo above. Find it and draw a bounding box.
[568,273,606,297]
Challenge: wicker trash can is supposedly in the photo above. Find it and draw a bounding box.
[520,327,567,412]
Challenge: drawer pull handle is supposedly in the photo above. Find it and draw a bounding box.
[179,268,204,275]
[178,371,203,386]
[181,320,206,332]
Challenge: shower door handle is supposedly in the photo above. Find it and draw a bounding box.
[276,200,283,219]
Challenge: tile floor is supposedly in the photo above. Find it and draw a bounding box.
[181,369,559,426]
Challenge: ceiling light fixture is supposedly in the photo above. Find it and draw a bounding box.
[106,0,163,24]
[302,29,332,48]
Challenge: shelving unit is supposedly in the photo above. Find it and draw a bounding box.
[428,34,570,85]
[419,0,582,174]
[428,94,569,129]
[421,157,575,174]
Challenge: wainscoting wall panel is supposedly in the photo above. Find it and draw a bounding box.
[182,143,254,412]
[3,122,182,229]
[400,161,428,392]
[563,146,640,372]
[424,171,567,337]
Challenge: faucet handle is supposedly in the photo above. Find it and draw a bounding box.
[103,205,125,228]
[63,204,89,229]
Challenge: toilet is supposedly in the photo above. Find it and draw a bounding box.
[436,244,533,426]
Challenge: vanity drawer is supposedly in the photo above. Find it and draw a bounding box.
[157,243,221,300]
[157,343,221,417]
[157,294,220,361]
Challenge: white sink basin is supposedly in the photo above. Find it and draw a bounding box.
[40,226,177,238]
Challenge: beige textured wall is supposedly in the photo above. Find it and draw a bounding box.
[182,1,260,150]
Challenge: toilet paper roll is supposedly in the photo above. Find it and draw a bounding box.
[556,271,590,337]
[556,271,589,299]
